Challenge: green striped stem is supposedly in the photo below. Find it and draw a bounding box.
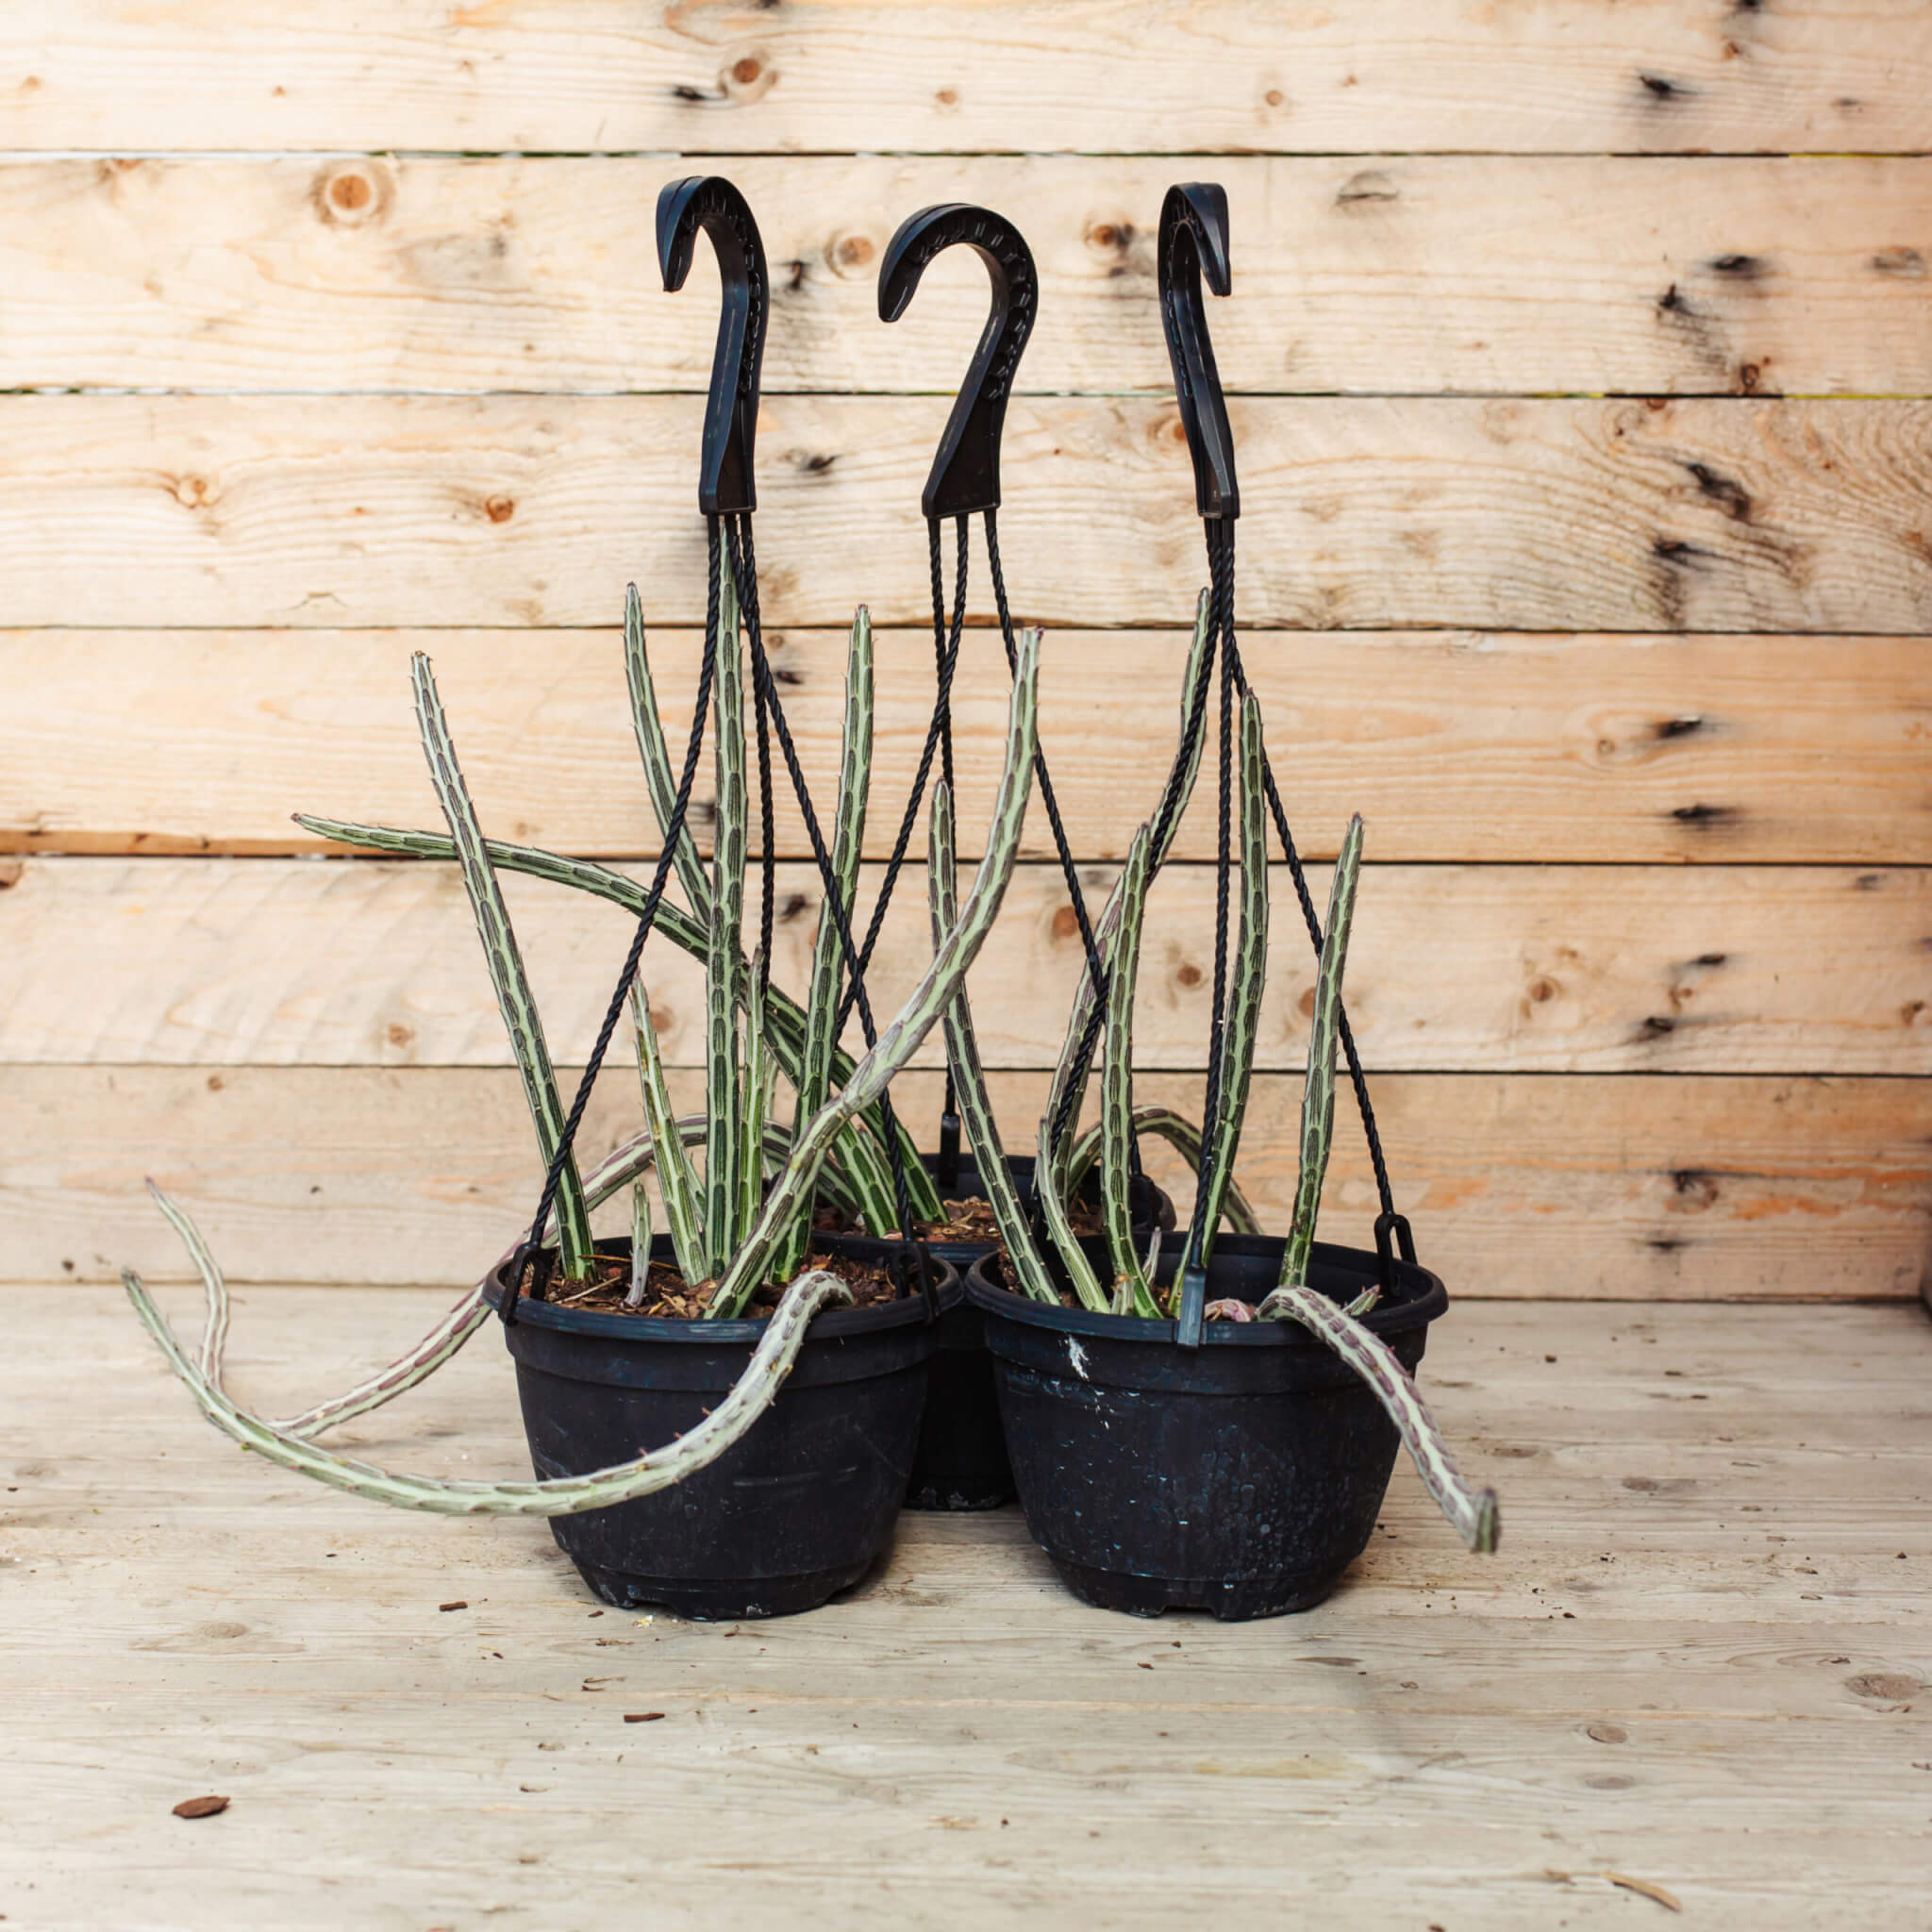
[624,580,713,924]
[1061,1107,1261,1240]
[411,655,594,1277]
[735,948,775,1281]
[1193,692,1270,1263]
[779,606,875,1278]
[1280,814,1365,1292]
[630,982,706,1285]
[927,784,1058,1305]
[169,1116,847,1449]
[1099,824,1160,1317]
[291,816,922,1226]
[124,1254,853,1517]
[1043,592,1213,1195]
[626,1182,653,1307]
[706,630,1041,1318]
[1256,1282,1499,1554]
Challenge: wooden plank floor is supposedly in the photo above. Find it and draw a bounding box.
[4,1290,1928,1927]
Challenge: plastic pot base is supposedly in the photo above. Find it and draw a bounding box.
[569,1551,874,1622]
[489,1234,957,1622]
[972,1232,1450,1622]
[905,1314,1012,1510]
[1047,1555,1341,1622]
[905,1151,1175,1514]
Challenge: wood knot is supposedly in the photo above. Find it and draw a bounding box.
[1051,906,1079,942]
[386,1023,413,1048]
[1585,1722,1628,1744]
[1846,1671,1922,1703]
[720,50,776,101]
[484,495,515,524]
[935,87,958,107]
[313,160,390,228]
[1526,976,1558,1005]
[1084,220,1135,253]
[1297,984,1317,1018]
[1175,961,1203,989]
[1264,88,1285,108]
[831,232,875,274]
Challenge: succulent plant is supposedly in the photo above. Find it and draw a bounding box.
[940,628,1501,1556]
[122,560,1045,1513]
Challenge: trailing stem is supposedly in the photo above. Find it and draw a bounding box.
[1256,1283,1500,1554]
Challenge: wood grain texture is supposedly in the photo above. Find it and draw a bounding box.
[6,155,1927,397]
[16,1065,1922,1297]
[4,856,1926,1074]
[5,1291,1930,1925]
[6,627,1925,864]
[3,0,1927,153]
[1,394,1928,632]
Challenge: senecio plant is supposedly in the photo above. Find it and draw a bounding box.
[941,604,1500,1557]
[122,563,1044,1514]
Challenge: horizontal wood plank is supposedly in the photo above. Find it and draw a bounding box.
[8,1293,1932,1925]
[7,156,1928,397]
[3,1,1926,153]
[4,857,1925,1074]
[9,1067,1924,1298]
[1,395,1928,631]
[5,627,1924,864]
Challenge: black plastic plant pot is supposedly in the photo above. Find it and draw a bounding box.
[967,1231,1449,1621]
[906,1152,1177,1514]
[484,1233,960,1621]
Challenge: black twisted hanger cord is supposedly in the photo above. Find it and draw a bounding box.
[1185,523,1240,1282]
[1205,526,1396,1223]
[725,516,930,1282]
[1040,553,1221,1189]
[830,516,970,1049]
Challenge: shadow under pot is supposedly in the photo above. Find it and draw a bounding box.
[967,1230,1449,1620]
[486,1233,960,1621]
[905,1152,1176,1514]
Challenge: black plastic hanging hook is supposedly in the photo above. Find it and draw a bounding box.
[658,175,769,515]
[878,204,1038,521]
[1158,182,1239,522]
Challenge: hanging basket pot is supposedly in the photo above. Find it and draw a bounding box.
[489,1234,960,1619]
[968,1231,1448,1620]
[906,1152,1176,1512]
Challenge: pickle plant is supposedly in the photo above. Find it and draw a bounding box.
[940,623,1500,1556]
[120,580,1044,1515]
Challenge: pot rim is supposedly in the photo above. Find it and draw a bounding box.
[965,1231,1447,1347]
[485,1235,963,1347]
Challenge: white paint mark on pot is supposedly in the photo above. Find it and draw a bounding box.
[1067,1335,1091,1380]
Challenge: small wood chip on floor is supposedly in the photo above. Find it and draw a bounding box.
[173,1795,229,1820]
[1606,1874,1682,1911]
[624,1712,666,1724]
[439,1600,468,1612]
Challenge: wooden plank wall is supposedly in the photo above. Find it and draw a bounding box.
[2,1,1927,1301]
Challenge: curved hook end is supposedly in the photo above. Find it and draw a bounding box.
[656,176,705,292]
[876,203,1039,520]
[1162,182,1232,296]
[657,175,769,516]
[1158,180,1239,522]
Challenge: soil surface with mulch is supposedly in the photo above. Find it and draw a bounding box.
[919,1192,1102,1244]
[518,1246,907,1321]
